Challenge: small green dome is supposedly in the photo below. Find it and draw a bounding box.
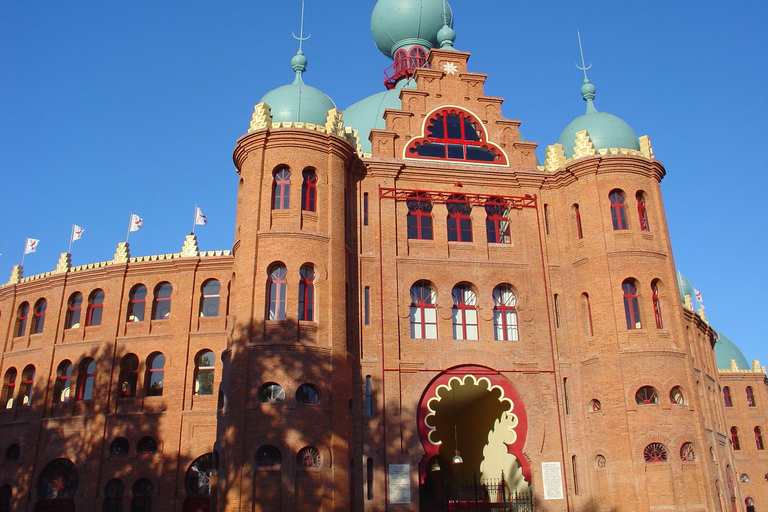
[371,0,453,58]
[343,79,416,154]
[259,50,336,126]
[557,78,640,159]
[714,331,750,370]
[677,273,693,304]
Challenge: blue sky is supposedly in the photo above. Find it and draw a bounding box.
[1,1,766,363]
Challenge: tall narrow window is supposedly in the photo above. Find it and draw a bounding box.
[19,365,35,407]
[446,195,472,242]
[267,264,287,320]
[723,387,733,407]
[301,169,317,212]
[53,360,73,403]
[755,427,765,450]
[86,289,104,326]
[152,283,172,320]
[194,350,215,396]
[146,353,165,397]
[747,386,756,407]
[365,376,373,416]
[622,279,641,329]
[583,293,594,336]
[609,190,628,230]
[652,280,663,329]
[410,281,437,339]
[15,302,29,337]
[492,285,518,341]
[553,294,561,328]
[32,299,47,334]
[543,204,551,235]
[406,192,433,240]
[272,168,291,210]
[563,378,570,415]
[298,265,315,321]
[572,456,579,495]
[66,293,83,329]
[451,284,478,340]
[636,191,650,231]
[0,485,12,512]
[104,479,124,512]
[574,204,583,239]
[363,193,369,226]
[485,197,510,244]
[364,286,370,326]
[76,358,95,401]
[2,369,16,409]
[200,280,220,317]
[131,479,153,511]
[119,354,139,397]
[731,427,741,450]
[128,285,147,322]
[367,457,374,501]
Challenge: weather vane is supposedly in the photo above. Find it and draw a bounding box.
[575,30,591,80]
[292,0,311,50]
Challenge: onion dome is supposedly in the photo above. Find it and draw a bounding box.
[714,331,750,370]
[343,78,417,154]
[371,0,453,58]
[557,78,640,159]
[259,50,336,126]
[677,272,693,304]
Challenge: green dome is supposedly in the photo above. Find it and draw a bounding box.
[342,78,416,154]
[260,50,336,126]
[714,331,750,370]
[557,78,640,159]
[677,272,693,304]
[371,0,453,58]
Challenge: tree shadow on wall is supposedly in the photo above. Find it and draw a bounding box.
[575,499,620,512]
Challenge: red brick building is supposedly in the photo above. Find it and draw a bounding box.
[1,1,765,511]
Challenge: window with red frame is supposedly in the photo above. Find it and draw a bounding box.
[152,282,172,320]
[637,191,650,231]
[267,264,287,320]
[755,427,765,450]
[485,198,510,244]
[128,284,147,322]
[77,358,95,401]
[493,285,518,341]
[298,265,315,321]
[408,46,426,68]
[451,284,478,340]
[200,279,220,318]
[635,386,658,405]
[447,195,472,242]
[272,168,291,210]
[66,293,83,329]
[406,109,505,163]
[622,279,642,329]
[53,360,73,403]
[574,204,583,239]
[119,354,139,397]
[406,192,433,240]
[19,365,34,407]
[15,302,28,337]
[131,479,153,511]
[297,446,321,468]
[2,368,16,409]
[146,353,165,397]
[680,442,696,462]
[32,299,46,334]
[747,386,756,407]
[609,190,628,230]
[393,49,408,73]
[643,443,668,463]
[301,169,317,212]
[723,386,733,407]
[410,281,437,339]
[651,280,663,329]
[583,293,594,336]
[86,289,104,326]
[103,479,124,512]
[731,427,741,450]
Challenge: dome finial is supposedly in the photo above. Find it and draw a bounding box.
[575,30,597,114]
[438,0,456,49]
[291,0,310,81]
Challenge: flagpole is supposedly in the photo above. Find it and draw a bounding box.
[21,238,27,267]
[68,224,74,254]
[192,204,197,235]
[126,213,132,243]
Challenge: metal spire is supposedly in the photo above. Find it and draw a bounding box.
[292,0,311,51]
[575,30,591,80]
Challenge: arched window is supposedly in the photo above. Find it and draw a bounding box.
[296,384,319,404]
[741,474,749,483]
[643,443,668,463]
[152,283,172,320]
[185,453,213,496]
[755,427,764,450]
[573,204,583,239]
[582,293,594,336]
[104,479,124,512]
[406,192,433,240]
[119,354,139,397]
[259,383,285,403]
[670,386,684,405]
[723,386,733,407]
[408,46,427,68]
[32,298,47,334]
[2,368,16,409]
[301,169,317,212]
[451,284,478,340]
[595,455,606,468]
[298,265,315,321]
[609,190,628,230]
[37,458,79,501]
[255,445,282,468]
[136,437,158,454]
[731,427,741,450]
[128,285,147,322]
[680,442,696,462]
[76,358,95,401]
[19,365,35,407]
[393,49,408,73]
[193,350,215,396]
[86,289,105,326]
[131,479,153,511]
[0,485,12,512]
[410,281,437,339]
[5,444,19,461]
[746,497,755,512]
[272,168,291,210]
[636,191,650,231]
[492,285,518,341]
[590,399,601,412]
[110,438,130,456]
[446,195,472,242]
[66,293,83,329]
[485,197,510,244]
[15,302,29,337]
[145,353,165,396]
[200,280,220,317]
[622,279,641,329]
[747,386,756,407]
[635,386,658,405]
[53,360,73,403]
[651,280,663,329]
[296,446,321,468]
[267,264,287,320]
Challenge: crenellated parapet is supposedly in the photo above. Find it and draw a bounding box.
[543,130,655,173]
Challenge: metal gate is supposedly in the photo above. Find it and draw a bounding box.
[422,471,534,512]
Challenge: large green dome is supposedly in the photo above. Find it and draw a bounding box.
[371,0,453,58]
[558,78,640,159]
[714,331,750,370]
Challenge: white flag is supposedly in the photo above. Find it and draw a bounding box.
[195,206,207,226]
[24,238,39,254]
[72,225,84,242]
[694,288,703,305]
[129,214,143,232]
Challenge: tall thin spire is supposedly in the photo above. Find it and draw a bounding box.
[290,0,311,121]
[575,30,597,114]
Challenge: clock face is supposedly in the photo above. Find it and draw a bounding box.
[38,458,79,500]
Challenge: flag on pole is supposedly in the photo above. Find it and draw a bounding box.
[129,214,143,232]
[72,225,84,242]
[24,238,39,254]
[694,288,703,305]
[195,206,207,226]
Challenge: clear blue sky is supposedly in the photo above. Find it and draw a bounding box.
[2,2,766,363]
